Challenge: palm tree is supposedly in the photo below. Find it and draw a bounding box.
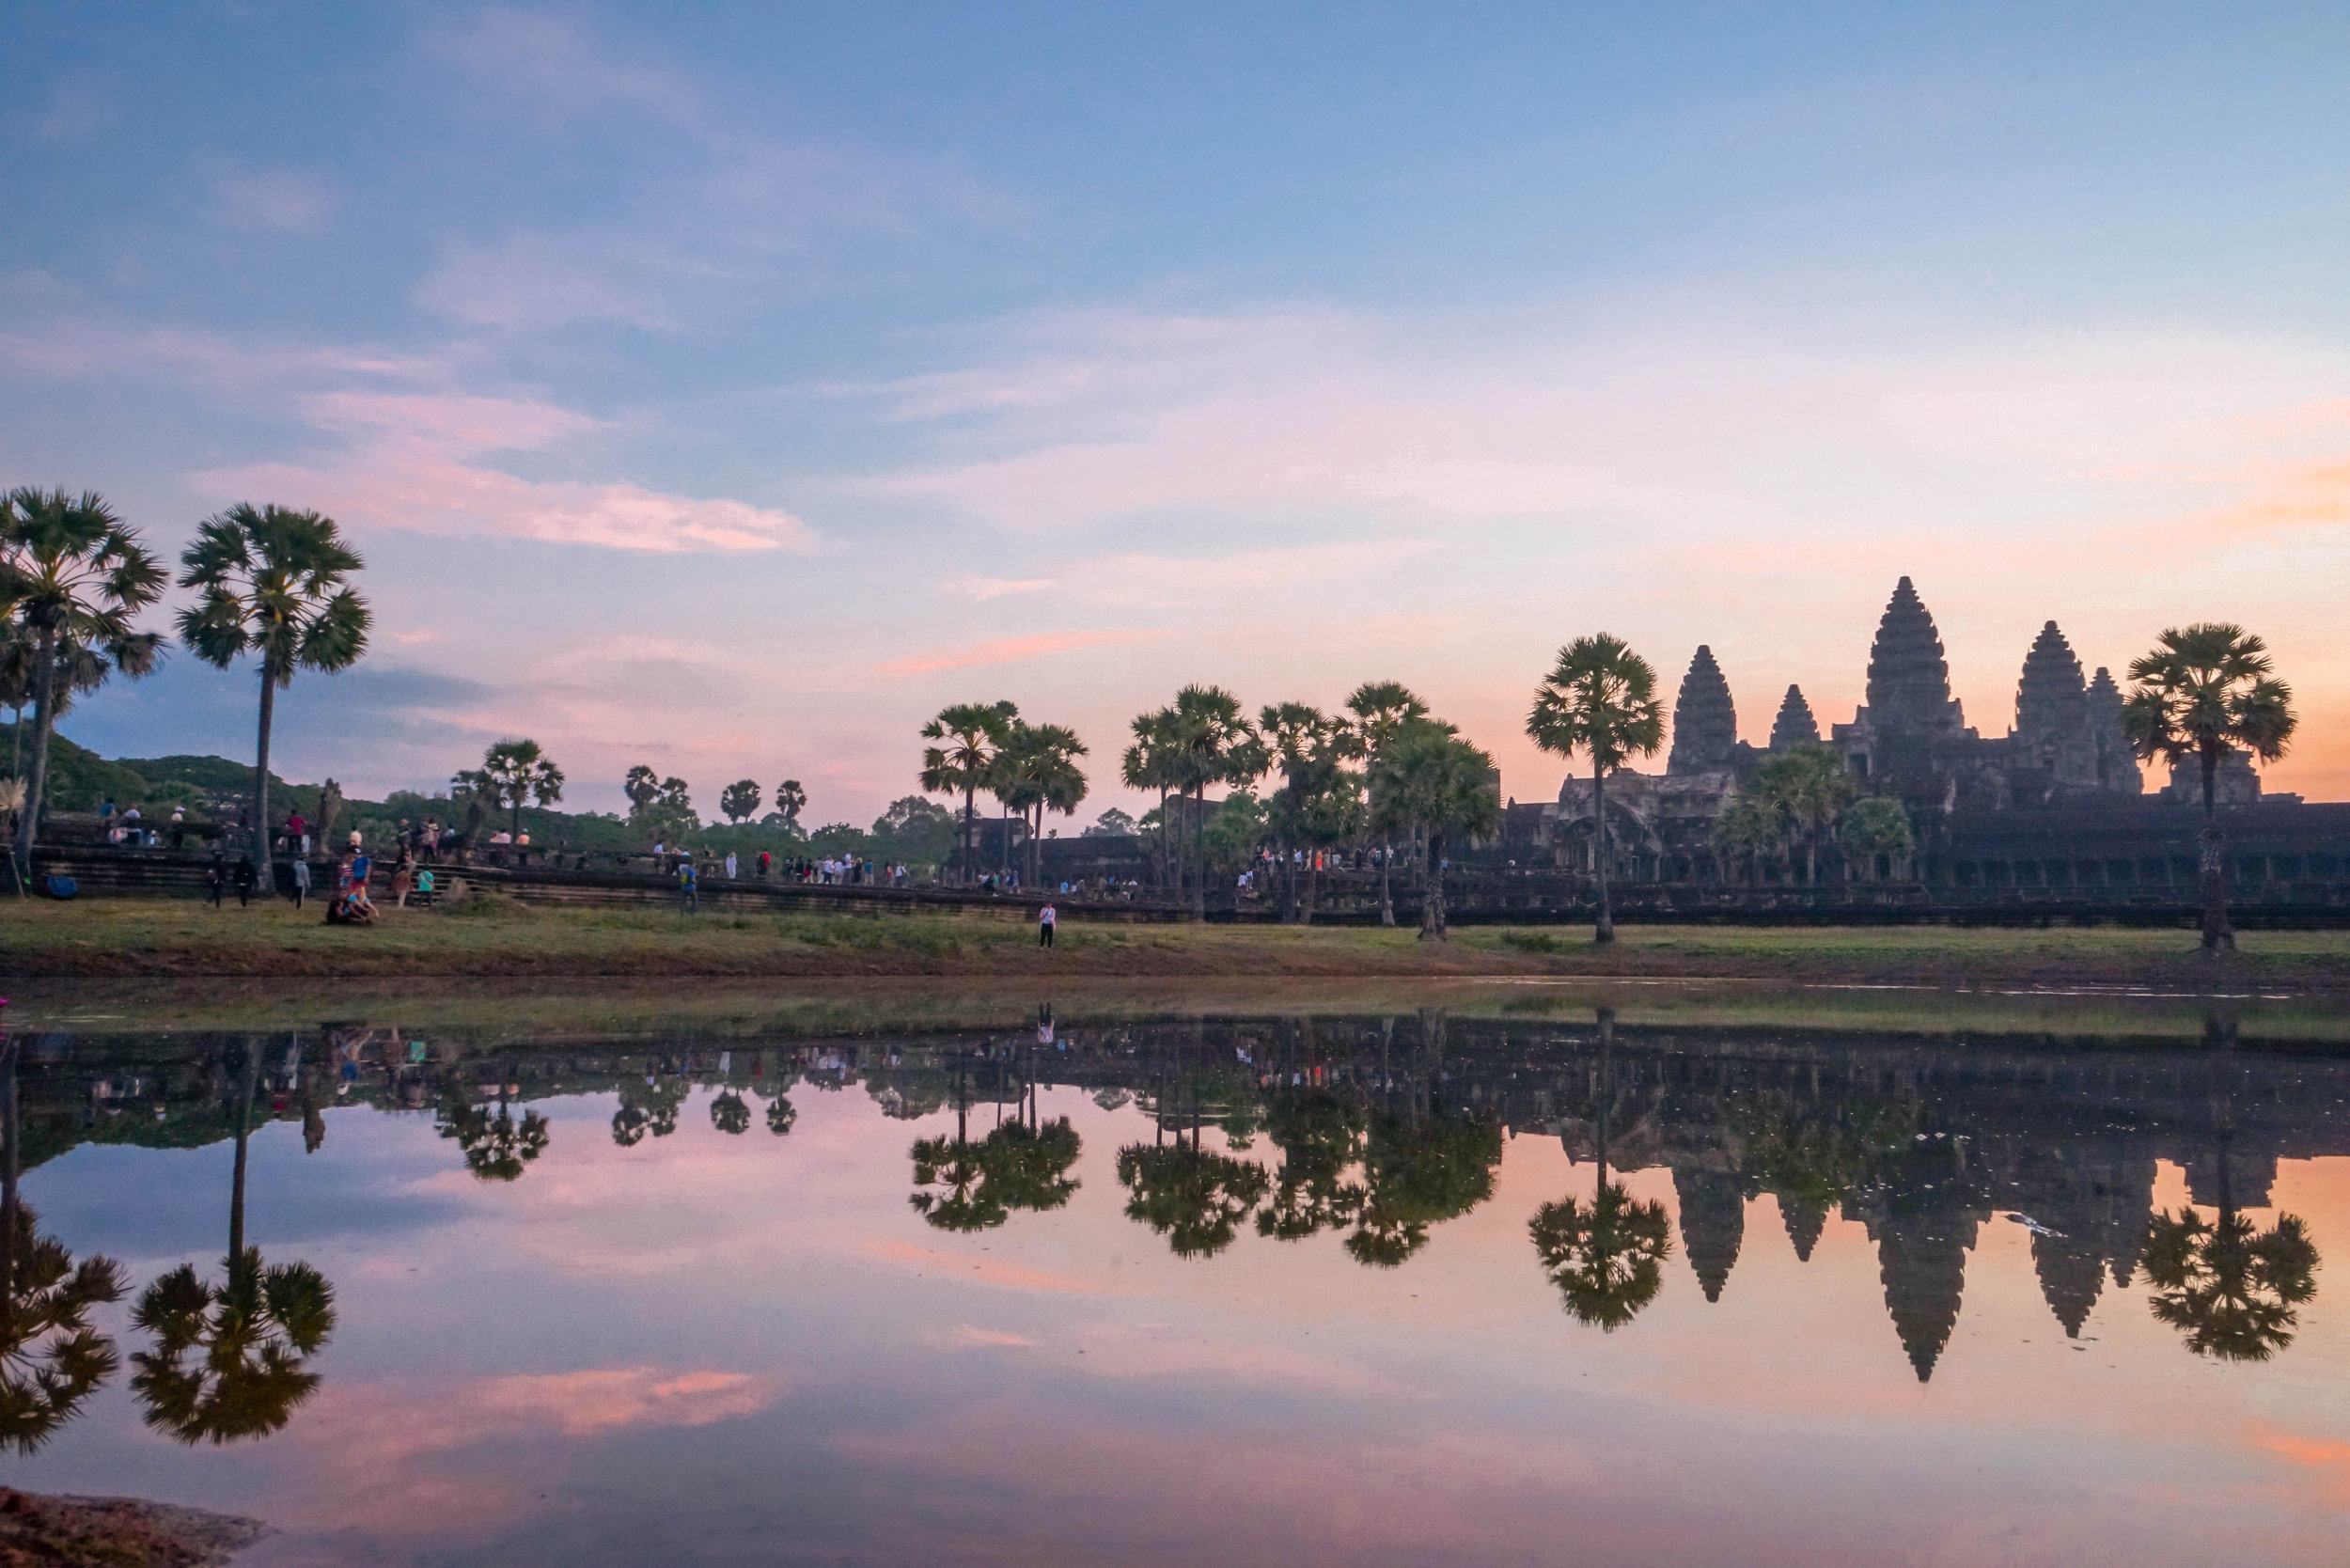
[1169,685,1265,917]
[919,701,1018,885]
[1751,744,1857,886]
[718,780,761,825]
[1367,721,1499,940]
[1528,1011,1672,1329]
[0,1031,129,1455]
[1709,792,1785,886]
[1,489,165,885]
[1121,708,1183,894]
[1260,702,1360,924]
[130,1036,337,1444]
[994,721,1089,887]
[2123,624,2297,950]
[1837,795,1914,883]
[1528,634,1666,943]
[451,739,565,847]
[773,778,807,831]
[1345,681,1429,926]
[178,503,369,877]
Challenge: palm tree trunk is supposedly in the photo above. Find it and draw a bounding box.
[251,669,278,879]
[1303,850,1321,927]
[1,1036,19,1314]
[1028,802,1043,888]
[12,626,59,884]
[1377,839,1395,927]
[2200,743,2231,950]
[1592,764,1614,944]
[1419,827,1447,939]
[1190,787,1207,920]
[962,786,977,886]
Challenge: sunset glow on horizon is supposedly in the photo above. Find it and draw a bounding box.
[6,6,2345,822]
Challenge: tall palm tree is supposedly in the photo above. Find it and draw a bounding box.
[1260,702,1362,925]
[1168,685,1264,918]
[995,721,1089,888]
[2122,623,2296,950]
[130,1036,337,1445]
[178,504,369,877]
[1345,681,1429,926]
[1528,634,1666,943]
[452,739,565,847]
[1121,708,1183,894]
[1367,720,1499,940]
[0,489,165,885]
[919,700,1018,885]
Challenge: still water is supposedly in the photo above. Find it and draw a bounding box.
[6,997,2349,1565]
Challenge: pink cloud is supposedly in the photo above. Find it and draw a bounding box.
[196,389,813,555]
[875,627,1167,678]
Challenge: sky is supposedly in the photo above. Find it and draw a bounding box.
[5,2,2347,824]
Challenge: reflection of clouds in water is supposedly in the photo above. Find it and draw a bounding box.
[274,1366,782,1530]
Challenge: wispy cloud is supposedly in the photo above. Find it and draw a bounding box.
[938,575,1057,600]
[876,628,1166,678]
[216,168,338,237]
[198,388,814,554]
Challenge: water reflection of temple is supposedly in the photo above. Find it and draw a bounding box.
[14,1012,2346,1383]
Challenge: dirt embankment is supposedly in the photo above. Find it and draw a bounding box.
[0,1489,268,1567]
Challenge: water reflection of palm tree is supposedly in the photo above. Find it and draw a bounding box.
[437,1067,550,1181]
[1117,1039,1268,1258]
[1257,1090,1366,1242]
[1529,1009,1672,1330]
[612,1069,688,1147]
[910,1061,1010,1232]
[1,1029,128,1454]
[2143,1020,2321,1361]
[1347,1106,1502,1268]
[711,1090,751,1136]
[131,1036,337,1445]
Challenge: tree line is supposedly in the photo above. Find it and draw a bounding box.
[3,483,2298,942]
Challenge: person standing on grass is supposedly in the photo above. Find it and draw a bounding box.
[234,856,257,908]
[1038,901,1057,949]
[391,851,415,909]
[205,852,226,908]
[290,855,310,910]
[680,856,698,913]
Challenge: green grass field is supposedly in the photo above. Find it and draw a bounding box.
[5,893,2347,995]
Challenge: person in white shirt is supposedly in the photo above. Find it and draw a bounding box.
[1037,902,1057,949]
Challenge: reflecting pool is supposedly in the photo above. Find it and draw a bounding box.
[7,997,2350,1564]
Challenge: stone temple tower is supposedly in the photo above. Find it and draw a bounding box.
[2084,667,2143,795]
[1863,577,1966,734]
[1768,685,1820,751]
[1667,646,1739,775]
[1832,577,1979,791]
[2011,620,2097,789]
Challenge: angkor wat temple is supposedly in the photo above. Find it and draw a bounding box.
[1526,577,2348,896]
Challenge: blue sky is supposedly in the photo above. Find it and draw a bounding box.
[6,3,2347,821]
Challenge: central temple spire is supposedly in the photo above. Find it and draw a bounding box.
[1863,576,1958,732]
